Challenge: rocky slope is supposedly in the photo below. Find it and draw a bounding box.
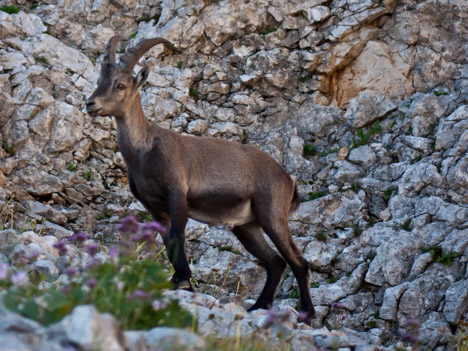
[0,0,467,349]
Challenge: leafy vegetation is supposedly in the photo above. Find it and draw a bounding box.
[67,162,77,172]
[189,87,199,100]
[383,186,396,202]
[1,239,192,329]
[315,231,327,242]
[422,246,458,267]
[306,191,327,201]
[352,121,383,149]
[410,155,423,164]
[401,219,412,232]
[34,56,50,65]
[303,143,317,156]
[2,141,15,156]
[260,27,277,39]
[83,170,94,181]
[317,148,338,157]
[0,5,20,14]
[433,90,449,97]
[218,245,242,255]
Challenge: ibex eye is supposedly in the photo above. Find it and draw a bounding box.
[117,83,126,90]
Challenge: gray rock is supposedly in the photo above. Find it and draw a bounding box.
[435,105,468,151]
[312,263,367,305]
[11,166,63,196]
[144,327,205,351]
[398,163,444,196]
[344,90,396,128]
[295,99,344,139]
[49,305,125,351]
[348,145,376,167]
[379,283,409,321]
[48,102,85,153]
[398,265,455,321]
[407,93,451,137]
[24,200,68,225]
[290,191,366,232]
[443,279,468,325]
[365,230,422,286]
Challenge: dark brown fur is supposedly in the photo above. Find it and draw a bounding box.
[86,36,315,324]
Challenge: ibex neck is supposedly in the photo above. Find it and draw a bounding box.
[115,96,151,157]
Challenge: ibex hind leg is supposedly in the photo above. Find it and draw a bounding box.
[257,217,316,325]
[232,222,286,311]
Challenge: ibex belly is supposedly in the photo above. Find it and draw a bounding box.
[188,199,254,227]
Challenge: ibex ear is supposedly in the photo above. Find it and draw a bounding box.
[134,66,149,91]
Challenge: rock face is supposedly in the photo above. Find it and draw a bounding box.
[0,0,467,350]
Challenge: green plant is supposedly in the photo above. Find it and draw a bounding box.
[433,90,449,97]
[457,320,468,351]
[315,231,327,242]
[177,61,182,69]
[84,170,94,181]
[352,121,382,149]
[366,320,377,328]
[67,162,77,172]
[383,186,396,201]
[290,288,300,299]
[0,5,20,14]
[422,246,459,267]
[260,27,277,39]
[242,129,248,144]
[411,155,423,164]
[298,72,313,83]
[326,276,339,284]
[306,191,327,201]
[352,223,363,236]
[350,183,361,191]
[317,148,338,157]
[1,217,192,330]
[303,144,317,156]
[34,56,50,65]
[310,282,320,288]
[218,245,242,255]
[204,332,290,351]
[129,32,138,39]
[2,141,15,156]
[407,125,413,135]
[189,87,199,99]
[401,219,412,231]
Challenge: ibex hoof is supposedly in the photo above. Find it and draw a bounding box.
[297,309,316,326]
[176,280,193,292]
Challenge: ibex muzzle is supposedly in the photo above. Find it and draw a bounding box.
[87,36,316,324]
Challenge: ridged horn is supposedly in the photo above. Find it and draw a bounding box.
[118,38,175,72]
[103,35,125,65]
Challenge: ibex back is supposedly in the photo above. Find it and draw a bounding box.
[86,36,316,324]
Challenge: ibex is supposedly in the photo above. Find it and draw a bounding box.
[86,36,315,324]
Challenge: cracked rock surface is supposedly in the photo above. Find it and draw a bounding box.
[0,0,467,349]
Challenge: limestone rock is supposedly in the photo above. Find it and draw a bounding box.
[48,305,125,351]
[344,90,396,128]
[334,40,414,107]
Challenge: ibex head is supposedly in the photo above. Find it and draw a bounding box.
[86,36,174,118]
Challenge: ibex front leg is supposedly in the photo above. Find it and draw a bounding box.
[165,191,193,291]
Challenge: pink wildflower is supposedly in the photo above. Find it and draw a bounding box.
[152,299,168,311]
[117,216,139,234]
[11,271,28,287]
[0,263,9,280]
